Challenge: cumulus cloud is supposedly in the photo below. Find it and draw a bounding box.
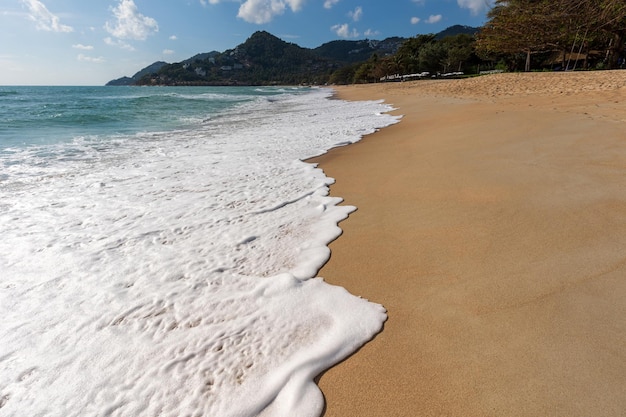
[348,6,362,22]
[410,16,420,24]
[324,0,340,9]
[237,0,305,24]
[104,36,135,51]
[238,0,284,24]
[169,35,178,40]
[77,54,105,63]
[288,0,306,9]
[331,23,359,39]
[458,0,494,15]
[163,49,175,55]
[105,0,158,40]
[72,43,94,50]
[364,28,380,37]
[425,14,442,24]
[20,0,73,33]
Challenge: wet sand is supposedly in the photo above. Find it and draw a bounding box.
[312,71,626,416]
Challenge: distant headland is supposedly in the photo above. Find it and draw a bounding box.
[105,26,479,87]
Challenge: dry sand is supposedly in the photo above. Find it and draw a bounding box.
[311,71,626,417]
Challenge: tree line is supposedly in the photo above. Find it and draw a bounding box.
[331,0,625,84]
[329,33,480,84]
[476,0,626,71]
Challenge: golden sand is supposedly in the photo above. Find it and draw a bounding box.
[311,71,626,417]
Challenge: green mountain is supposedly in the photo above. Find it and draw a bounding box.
[136,31,336,86]
[106,61,168,86]
[434,25,479,40]
[181,51,220,65]
[106,27,480,86]
[313,37,406,63]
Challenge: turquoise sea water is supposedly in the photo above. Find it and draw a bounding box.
[0,85,282,149]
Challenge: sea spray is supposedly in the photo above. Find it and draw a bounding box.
[0,86,399,416]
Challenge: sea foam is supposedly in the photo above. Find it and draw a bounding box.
[0,87,399,416]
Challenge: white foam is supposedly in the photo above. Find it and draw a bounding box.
[0,88,399,416]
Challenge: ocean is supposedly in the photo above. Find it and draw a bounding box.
[0,86,398,416]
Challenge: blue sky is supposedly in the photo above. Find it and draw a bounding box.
[1,0,494,85]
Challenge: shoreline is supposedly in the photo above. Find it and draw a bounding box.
[312,71,626,416]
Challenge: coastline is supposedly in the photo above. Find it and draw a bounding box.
[0,87,397,417]
[312,71,626,416]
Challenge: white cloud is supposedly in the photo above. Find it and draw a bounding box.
[331,23,359,39]
[425,14,442,24]
[324,0,340,9]
[77,54,105,64]
[169,35,178,40]
[285,0,306,12]
[364,29,380,37]
[72,43,94,50]
[410,16,420,24]
[105,0,158,40]
[104,36,135,51]
[20,0,73,33]
[412,0,426,4]
[348,6,362,22]
[237,0,305,24]
[457,0,494,15]
[163,49,175,55]
[238,0,284,24]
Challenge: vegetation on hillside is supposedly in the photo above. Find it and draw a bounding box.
[313,37,405,64]
[337,2,625,83]
[115,27,480,86]
[136,31,334,86]
[330,33,480,84]
[107,7,626,87]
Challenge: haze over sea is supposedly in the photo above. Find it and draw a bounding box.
[0,86,398,416]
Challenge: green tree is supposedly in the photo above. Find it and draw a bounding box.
[592,0,626,68]
[396,34,437,73]
[440,34,476,72]
[476,0,564,71]
[477,0,626,70]
[329,64,358,84]
[353,54,383,83]
[418,42,447,73]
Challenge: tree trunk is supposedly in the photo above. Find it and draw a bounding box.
[525,50,531,72]
[607,31,625,69]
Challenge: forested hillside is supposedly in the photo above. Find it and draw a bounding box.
[137,31,331,86]
[106,7,626,87]
[106,26,479,86]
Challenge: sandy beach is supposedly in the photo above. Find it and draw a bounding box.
[312,71,626,416]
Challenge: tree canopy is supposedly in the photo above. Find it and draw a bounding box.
[476,0,626,70]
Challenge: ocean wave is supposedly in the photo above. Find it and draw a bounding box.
[0,86,399,417]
